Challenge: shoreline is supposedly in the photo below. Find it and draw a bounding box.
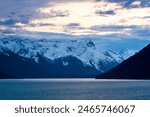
[0,78,149,82]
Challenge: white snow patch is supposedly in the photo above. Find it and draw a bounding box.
[0,36,137,70]
[63,61,69,66]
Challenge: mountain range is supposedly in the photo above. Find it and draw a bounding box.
[0,36,136,78]
[96,43,150,79]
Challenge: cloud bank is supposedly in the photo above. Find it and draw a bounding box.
[0,0,150,41]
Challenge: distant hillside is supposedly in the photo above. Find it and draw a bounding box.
[0,51,100,78]
[96,44,150,79]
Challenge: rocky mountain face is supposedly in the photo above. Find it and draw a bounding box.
[0,36,136,78]
[96,44,150,79]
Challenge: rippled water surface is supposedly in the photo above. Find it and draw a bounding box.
[0,79,150,100]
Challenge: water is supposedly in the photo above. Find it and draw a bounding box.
[0,79,150,100]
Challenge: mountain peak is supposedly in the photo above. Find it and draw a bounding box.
[0,36,138,78]
[96,43,150,79]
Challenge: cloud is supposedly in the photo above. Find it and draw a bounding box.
[66,23,80,27]
[0,0,51,18]
[48,9,70,17]
[95,10,115,15]
[28,23,55,27]
[36,9,70,18]
[0,0,149,54]
[39,23,55,26]
[96,0,150,8]
[144,16,150,19]
[90,25,130,31]
[0,0,150,38]
[132,27,150,37]
[0,29,14,34]
[90,24,150,40]
[0,19,17,26]
[0,18,30,30]
[131,1,141,6]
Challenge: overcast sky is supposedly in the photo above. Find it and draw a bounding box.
[0,0,150,42]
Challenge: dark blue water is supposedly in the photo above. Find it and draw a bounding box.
[0,79,150,100]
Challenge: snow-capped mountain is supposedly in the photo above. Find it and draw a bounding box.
[0,36,137,78]
[119,48,137,60]
[96,43,150,79]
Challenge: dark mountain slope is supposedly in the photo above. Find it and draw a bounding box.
[0,51,100,78]
[96,44,150,79]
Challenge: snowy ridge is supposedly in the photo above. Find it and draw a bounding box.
[119,49,137,60]
[0,36,136,70]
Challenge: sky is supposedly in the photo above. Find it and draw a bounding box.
[0,0,150,47]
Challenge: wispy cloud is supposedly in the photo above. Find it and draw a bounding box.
[0,19,17,26]
[95,10,115,15]
[0,0,150,40]
[66,23,80,27]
